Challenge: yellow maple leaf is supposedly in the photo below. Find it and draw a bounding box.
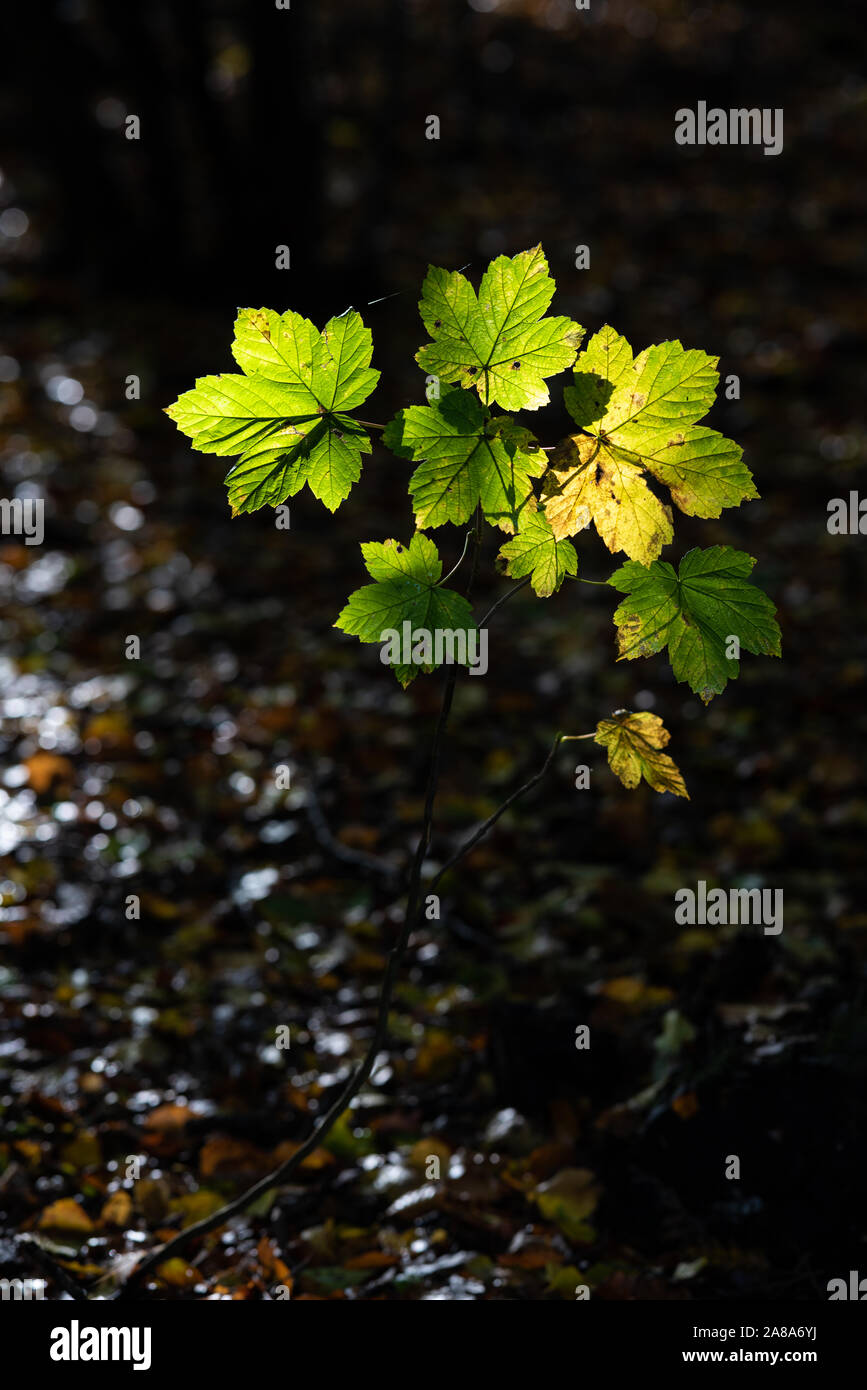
[541,434,673,566]
[594,709,689,798]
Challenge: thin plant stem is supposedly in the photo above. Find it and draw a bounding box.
[438,530,473,587]
[478,574,531,628]
[430,731,567,890]
[16,1236,90,1302]
[120,510,486,1297]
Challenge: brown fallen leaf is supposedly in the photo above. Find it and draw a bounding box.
[671,1091,699,1119]
[199,1136,266,1180]
[144,1103,195,1135]
[270,1139,335,1171]
[24,752,74,794]
[100,1189,133,1227]
[39,1198,96,1234]
[257,1236,292,1284]
[134,1177,171,1225]
[344,1251,400,1270]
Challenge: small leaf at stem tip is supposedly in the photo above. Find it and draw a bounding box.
[497,509,577,596]
[593,709,689,798]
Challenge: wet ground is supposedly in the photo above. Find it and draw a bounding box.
[1,0,866,1299]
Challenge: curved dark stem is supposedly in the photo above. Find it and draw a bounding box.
[430,732,564,891]
[437,528,473,588]
[119,514,485,1298]
[17,1236,89,1302]
[478,574,531,628]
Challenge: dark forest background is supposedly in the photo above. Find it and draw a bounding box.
[0,0,865,1302]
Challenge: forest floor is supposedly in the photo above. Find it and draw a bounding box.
[1,253,865,1301]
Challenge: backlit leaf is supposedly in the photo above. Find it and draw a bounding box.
[166,307,379,514]
[415,246,584,411]
[609,546,781,702]
[593,709,689,798]
[385,386,546,534]
[497,509,577,596]
[542,327,757,563]
[335,533,476,687]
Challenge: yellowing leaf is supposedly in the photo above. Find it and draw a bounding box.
[600,975,675,1008]
[548,327,758,563]
[60,1130,102,1170]
[545,1263,585,1298]
[609,547,782,703]
[593,710,689,798]
[532,1168,601,1242]
[600,976,646,1004]
[172,1189,227,1228]
[156,1257,198,1288]
[14,1139,42,1167]
[542,433,673,566]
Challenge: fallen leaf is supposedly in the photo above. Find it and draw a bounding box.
[344,1251,400,1270]
[100,1189,133,1226]
[532,1168,601,1242]
[24,752,74,793]
[144,1103,195,1135]
[157,1257,198,1288]
[672,1091,699,1119]
[61,1130,102,1169]
[39,1198,96,1234]
[257,1236,292,1284]
[199,1136,266,1180]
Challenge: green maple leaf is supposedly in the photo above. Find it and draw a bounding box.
[384,386,546,534]
[165,307,380,514]
[609,546,781,703]
[415,246,584,411]
[334,533,476,688]
[543,327,757,564]
[497,509,577,597]
[593,710,689,798]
